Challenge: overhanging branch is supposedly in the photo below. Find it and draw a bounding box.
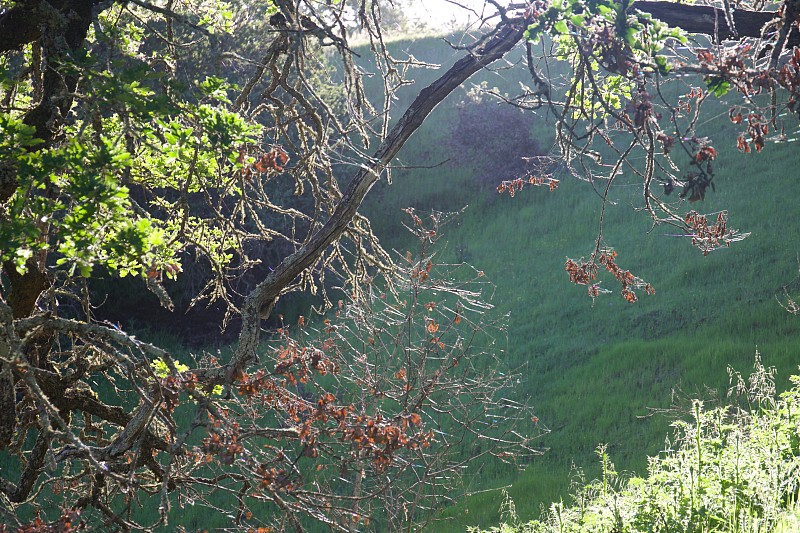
[632,1,782,43]
[223,2,787,386]
[217,19,530,384]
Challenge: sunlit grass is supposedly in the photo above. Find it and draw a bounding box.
[469,358,800,533]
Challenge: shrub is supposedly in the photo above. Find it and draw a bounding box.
[449,83,548,189]
[472,353,800,533]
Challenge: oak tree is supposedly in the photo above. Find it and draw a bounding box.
[0,0,540,530]
[1,0,799,530]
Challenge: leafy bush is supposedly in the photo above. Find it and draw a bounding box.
[448,83,547,189]
[472,353,800,533]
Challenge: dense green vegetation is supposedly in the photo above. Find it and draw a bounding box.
[350,35,800,531]
[470,357,800,532]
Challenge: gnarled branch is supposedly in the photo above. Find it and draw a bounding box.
[212,18,531,386]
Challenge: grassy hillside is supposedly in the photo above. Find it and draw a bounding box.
[354,35,800,530]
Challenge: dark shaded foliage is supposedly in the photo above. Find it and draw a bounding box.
[449,87,547,188]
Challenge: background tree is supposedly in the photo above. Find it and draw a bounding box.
[449,82,548,189]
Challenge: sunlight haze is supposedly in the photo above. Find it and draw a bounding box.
[406,0,498,30]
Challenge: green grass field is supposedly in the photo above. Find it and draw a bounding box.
[352,34,800,531]
[115,34,800,531]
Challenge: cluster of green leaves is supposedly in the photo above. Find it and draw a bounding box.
[0,3,261,280]
[470,356,800,532]
[151,356,190,377]
[151,357,223,394]
[526,0,686,65]
[0,112,168,277]
[129,76,262,272]
[524,0,687,118]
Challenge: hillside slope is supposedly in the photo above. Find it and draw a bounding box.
[356,34,800,530]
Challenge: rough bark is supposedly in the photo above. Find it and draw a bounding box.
[0,0,93,54]
[632,1,788,44]
[0,303,17,450]
[11,433,50,503]
[4,260,49,319]
[21,0,93,144]
[0,0,49,54]
[0,360,13,449]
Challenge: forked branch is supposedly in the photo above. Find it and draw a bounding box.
[218,18,531,385]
